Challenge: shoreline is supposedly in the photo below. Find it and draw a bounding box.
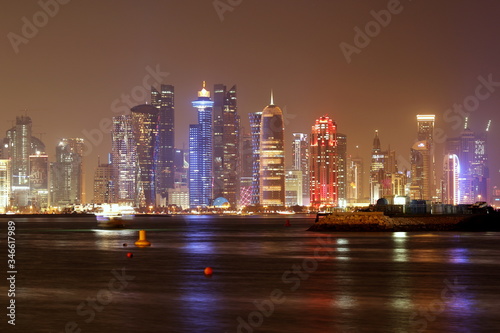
[308,212,500,232]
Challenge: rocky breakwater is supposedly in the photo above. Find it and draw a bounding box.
[307,212,500,232]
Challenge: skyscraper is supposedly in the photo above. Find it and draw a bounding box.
[292,133,309,206]
[151,85,175,205]
[410,115,436,201]
[347,154,363,203]
[93,156,114,204]
[370,130,384,203]
[3,115,45,207]
[310,115,337,208]
[131,104,159,207]
[249,111,262,205]
[189,82,214,208]
[111,115,136,205]
[239,130,253,207]
[259,93,285,207]
[442,154,459,205]
[0,159,11,212]
[50,138,85,207]
[29,152,49,210]
[213,84,240,207]
[336,133,347,206]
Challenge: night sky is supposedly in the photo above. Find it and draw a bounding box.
[2,0,500,199]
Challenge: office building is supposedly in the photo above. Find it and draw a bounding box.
[259,93,285,207]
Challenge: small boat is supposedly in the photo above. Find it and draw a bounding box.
[278,211,296,215]
[95,212,126,228]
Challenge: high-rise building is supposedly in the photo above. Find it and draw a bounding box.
[151,85,175,205]
[445,119,490,204]
[189,82,214,208]
[213,84,240,207]
[410,115,436,201]
[3,115,45,207]
[50,138,85,207]
[168,149,189,210]
[29,152,49,210]
[370,130,384,203]
[292,133,309,206]
[285,170,302,206]
[259,93,285,207]
[249,111,262,205]
[93,156,114,204]
[111,115,136,205]
[310,115,337,208]
[240,131,253,207]
[131,104,159,207]
[336,133,347,206]
[0,159,11,212]
[347,154,363,203]
[442,154,459,205]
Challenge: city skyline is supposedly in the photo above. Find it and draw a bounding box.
[2,1,500,207]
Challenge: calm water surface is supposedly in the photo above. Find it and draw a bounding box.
[1,215,500,333]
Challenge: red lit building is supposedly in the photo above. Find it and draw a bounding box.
[310,116,338,208]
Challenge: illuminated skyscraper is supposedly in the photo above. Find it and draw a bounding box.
[336,133,347,206]
[249,111,262,205]
[93,156,114,204]
[259,93,285,207]
[410,115,436,201]
[189,82,214,208]
[347,153,363,203]
[292,133,309,206]
[239,131,253,207]
[0,160,11,212]
[151,84,175,205]
[111,115,136,205]
[3,115,45,207]
[213,84,240,207]
[370,130,384,203]
[29,152,49,210]
[130,104,159,207]
[310,115,337,208]
[50,138,85,207]
[442,154,459,205]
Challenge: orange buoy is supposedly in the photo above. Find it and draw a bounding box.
[134,230,151,247]
[126,252,133,258]
[204,267,213,275]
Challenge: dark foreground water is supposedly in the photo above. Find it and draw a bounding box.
[1,215,500,333]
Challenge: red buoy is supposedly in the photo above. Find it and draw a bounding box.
[285,220,291,227]
[127,252,133,258]
[204,267,213,275]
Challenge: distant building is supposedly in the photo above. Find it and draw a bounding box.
[93,156,114,204]
[292,133,309,206]
[239,131,253,207]
[111,115,136,205]
[0,160,11,212]
[259,93,285,207]
[168,149,189,210]
[131,104,159,207]
[249,111,262,205]
[3,115,45,207]
[29,152,49,210]
[50,138,85,207]
[189,82,214,208]
[310,115,338,208]
[213,84,240,207]
[347,154,363,203]
[151,84,175,206]
[285,170,303,206]
[442,154,459,205]
[336,133,347,206]
[410,115,436,201]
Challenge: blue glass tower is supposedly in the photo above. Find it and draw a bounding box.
[189,82,214,208]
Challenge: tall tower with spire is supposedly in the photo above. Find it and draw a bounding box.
[370,130,384,203]
[259,92,285,207]
[189,82,215,208]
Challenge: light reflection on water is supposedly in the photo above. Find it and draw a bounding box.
[4,215,500,333]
